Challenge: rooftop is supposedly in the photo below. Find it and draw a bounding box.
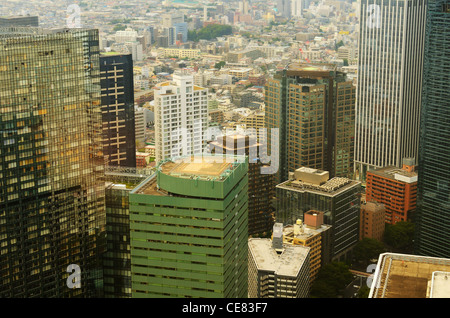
[135,155,245,196]
[160,156,233,178]
[248,238,310,278]
[277,167,360,196]
[369,166,418,184]
[282,222,331,242]
[370,253,450,298]
[286,62,337,76]
[429,271,450,298]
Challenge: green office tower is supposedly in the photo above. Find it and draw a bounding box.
[0,27,105,297]
[129,155,249,298]
[415,1,450,258]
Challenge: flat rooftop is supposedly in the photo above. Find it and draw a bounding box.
[287,62,337,74]
[429,271,450,298]
[248,238,310,278]
[371,253,450,298]
[161,157,233,178]
[277,177,360,197]
[135,156,243,196]
[282,223,331,241]
[369,166,418,184]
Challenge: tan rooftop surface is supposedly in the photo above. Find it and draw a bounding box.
[137,157,236,196]
[163,157,232,177]
[287,63,336,73]
[372,255,450,298]
[370,166,418,178]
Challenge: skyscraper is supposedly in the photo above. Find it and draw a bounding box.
[265,63,356,183]
[129,155,249,298]
[0,27,105,297]
[415,0,450,259]
[354,0,427,182]
[291,0,304,18]
[209,134,275,236]
[103,167,152,298]
[100,53,136,168]
[154,71,209,163]
[277,0,292,19]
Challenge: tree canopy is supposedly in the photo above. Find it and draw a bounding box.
[353,238,385,266]
[384,221,415,251]
[310,262,354,298]
[188,24,233,42]
[214,61,226,70]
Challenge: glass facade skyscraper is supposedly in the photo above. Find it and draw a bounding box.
[0,27,105,297]
[415,0,450,258]
[100,53,136,168]
[0,16,39,27]
[265,64,356,184]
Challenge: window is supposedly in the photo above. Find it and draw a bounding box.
[443,3,450,12]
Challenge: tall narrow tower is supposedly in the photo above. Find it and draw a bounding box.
[354,0,427,182]
[100,53,136,168]
[154,71,208,163]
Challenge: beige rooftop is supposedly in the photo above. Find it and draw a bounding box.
[248,238,310,278]
[161,156,234,178]
[370,253,450,298]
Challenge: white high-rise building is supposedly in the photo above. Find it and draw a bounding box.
[354,0,427,182]
[154,71,209,163]
[277,0,292,19]
[239,0,250,14]
[291,0,304,18]
[115,28,138,43]
[134,106,146,142]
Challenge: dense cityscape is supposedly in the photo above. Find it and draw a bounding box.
[0,0,449,301]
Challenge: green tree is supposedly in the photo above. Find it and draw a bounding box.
[343,58,349,66]
[214,61,226,70]
[356,285,370,298]
[353,238,385,266]
[310,280,337,298]
[113,24,127,32]
[335,40,345,50]
[310,262,354,298]
[384,221,415,251]
[188,24,233,42]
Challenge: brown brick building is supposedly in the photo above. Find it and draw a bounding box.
[360,201,385,241]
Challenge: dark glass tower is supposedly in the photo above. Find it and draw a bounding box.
[100,54,136,168]
[415,1,450,258]
[0,16,39,27]
[209,134,275,237]
[265,63,355,184]
[0,27,105,297]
